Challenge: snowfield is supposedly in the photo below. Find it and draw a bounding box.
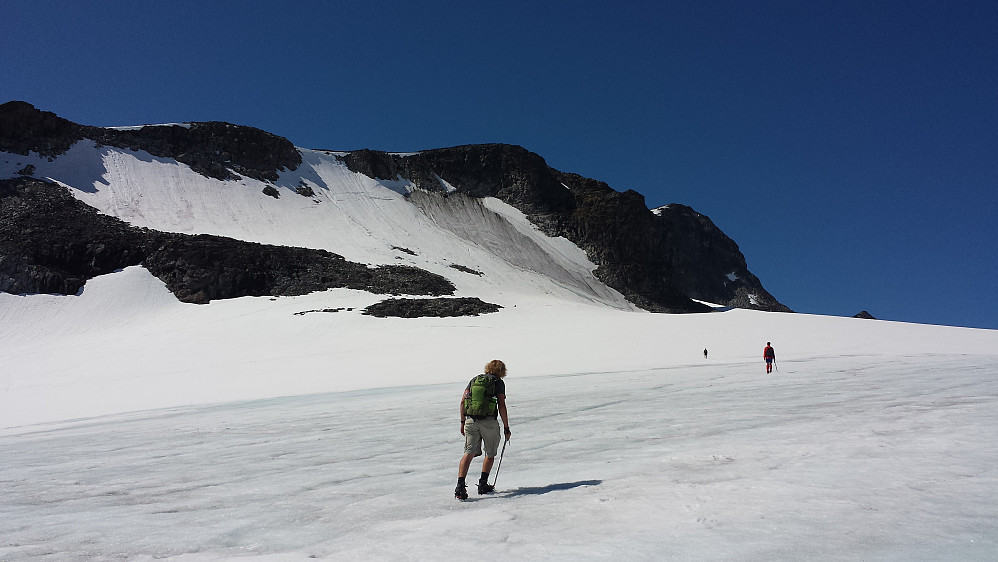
[2,342,996,561]
[2,143,998,560]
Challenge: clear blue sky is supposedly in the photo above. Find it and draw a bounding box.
[3,0,996,329]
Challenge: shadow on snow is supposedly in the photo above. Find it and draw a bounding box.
[498,480,602,498]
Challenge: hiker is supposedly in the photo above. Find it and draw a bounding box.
[456,359,511,500]
[704,348,708,359]
[764,342,776,373]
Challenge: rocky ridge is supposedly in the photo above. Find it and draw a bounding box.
[1,101,790,314]
[0,101,300,182]
[338,145,790,313]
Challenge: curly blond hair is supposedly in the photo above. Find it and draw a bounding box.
[484,359,507,378]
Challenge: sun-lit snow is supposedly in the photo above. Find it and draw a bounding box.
[2,143,998,560]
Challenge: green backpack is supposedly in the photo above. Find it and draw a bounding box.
[464,374,498,417]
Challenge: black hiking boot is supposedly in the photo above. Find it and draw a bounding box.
[455,484,468,500]
[477,481,495,495]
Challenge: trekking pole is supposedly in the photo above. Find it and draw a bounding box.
[774,360,779,372]
[490,439,508,488]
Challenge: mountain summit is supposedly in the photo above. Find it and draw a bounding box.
[0,101,788,314]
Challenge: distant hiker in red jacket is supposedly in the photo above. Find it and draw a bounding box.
[763,342,776,373]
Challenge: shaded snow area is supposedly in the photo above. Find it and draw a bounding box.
[2,355,997,561]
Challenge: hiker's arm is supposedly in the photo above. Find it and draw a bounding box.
[497,393,510,439]
[459,395,467,435]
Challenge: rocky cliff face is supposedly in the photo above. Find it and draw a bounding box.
[338,145,790,313]
[1,101,790,313]
[652,203,785,311]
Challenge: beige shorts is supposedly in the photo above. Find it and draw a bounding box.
[463,417,501,458]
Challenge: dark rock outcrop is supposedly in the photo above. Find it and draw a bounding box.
[0,101,83,158]
[87,121,302,182]
[140,235,453,304]
[449,264,483,276]
[652,204,786,311]
[853,310,876,319]
[0,176,144,295]
[363,297,501,318]
[294,307,352,315]
[0,101,301,182]
[340,144,790,313]
[0,177,453,303]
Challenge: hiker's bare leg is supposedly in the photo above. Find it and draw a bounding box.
[458,454,474,478]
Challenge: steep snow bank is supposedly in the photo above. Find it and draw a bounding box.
[2,265,995,429]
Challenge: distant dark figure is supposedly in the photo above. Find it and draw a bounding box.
[764,342,776,373]
[704,348,708,359]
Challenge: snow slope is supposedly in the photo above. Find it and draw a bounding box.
[1,142,632,309]
[2,141,998,560]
